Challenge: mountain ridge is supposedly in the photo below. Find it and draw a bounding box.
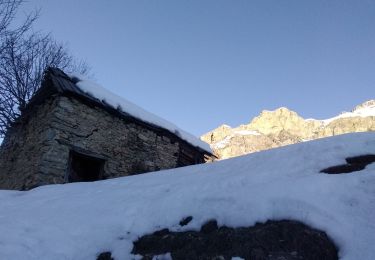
[201,100,375,159]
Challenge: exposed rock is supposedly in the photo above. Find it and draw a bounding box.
[200,219,218,234]
[179,216,193,226]
[132,220,338,260]
[202,100,375,159]
[96,252,113,260]
[320,154,375,174]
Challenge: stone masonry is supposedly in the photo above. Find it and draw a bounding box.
[0,94,205,190]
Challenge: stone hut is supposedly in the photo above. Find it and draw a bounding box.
[0,68,212,190]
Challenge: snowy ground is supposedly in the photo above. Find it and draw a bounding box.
[0,132,375,260]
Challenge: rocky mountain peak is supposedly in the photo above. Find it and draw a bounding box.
[201,100,375,159]
[257,107,297,117]
[217,124,232,129]
[248,107,307,136]
[352,100,375,112]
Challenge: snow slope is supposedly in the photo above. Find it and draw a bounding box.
[320,100,375,124]
[0,133,375,259]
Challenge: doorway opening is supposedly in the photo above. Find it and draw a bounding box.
[67,150,105,182]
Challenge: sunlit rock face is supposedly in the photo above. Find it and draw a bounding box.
[202,100,375,159]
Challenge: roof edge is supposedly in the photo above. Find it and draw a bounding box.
[26,68,213,155]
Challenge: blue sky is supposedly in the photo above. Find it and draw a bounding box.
[19,0,375,136]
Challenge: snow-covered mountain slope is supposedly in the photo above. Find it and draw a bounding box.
[0,133,375,259]
[202,100,375,159]
[322,100,375,124]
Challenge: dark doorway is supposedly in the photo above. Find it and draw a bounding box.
[67,150,105,182]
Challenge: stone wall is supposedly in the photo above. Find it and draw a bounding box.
[0,95,205,190]
[0,97,60,190]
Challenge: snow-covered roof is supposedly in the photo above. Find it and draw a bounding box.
[39,68,211,154]
[0,132,374,259]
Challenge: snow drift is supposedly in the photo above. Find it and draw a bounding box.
[0,132,374,259]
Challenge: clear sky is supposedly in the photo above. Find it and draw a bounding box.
[19,0,375,136]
